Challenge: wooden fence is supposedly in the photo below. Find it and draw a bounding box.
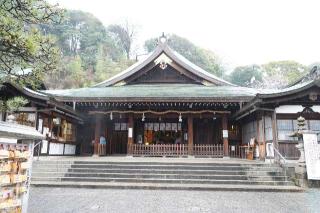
[128,144,224,157]
[90,144,107,156]
[228,145,247,159]
[128,144,188,157]
[193,144,224,157]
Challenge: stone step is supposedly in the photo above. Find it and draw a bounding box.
[73,161,277,167]
[67,164,283,171]
[32,165,284,173]
[32,165,71,170]
[31,176,294,186]
[31,181,303,192]
[64,168,285,176]
[63,172,288,181]
[33,161,279,168]
[32,171,289,181]
[31,159,299,192]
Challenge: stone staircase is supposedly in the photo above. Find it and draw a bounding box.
[31,159,302,192]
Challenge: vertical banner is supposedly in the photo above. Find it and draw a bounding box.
[303,133,320,180]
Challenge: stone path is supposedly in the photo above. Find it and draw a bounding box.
[28,187,320,213]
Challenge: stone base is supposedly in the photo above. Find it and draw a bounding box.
[308,180,320,188]
[295,164,308,187]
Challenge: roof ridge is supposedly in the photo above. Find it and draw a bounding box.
[93,40,235,87]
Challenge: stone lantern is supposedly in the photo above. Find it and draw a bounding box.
[289,116,307,187]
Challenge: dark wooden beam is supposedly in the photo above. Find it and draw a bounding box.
[188,115,194,155]
[94,114,103,155]
[127,114,134,154]
[222,115,229,156]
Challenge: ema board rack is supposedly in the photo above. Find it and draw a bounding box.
[0,143,32,213]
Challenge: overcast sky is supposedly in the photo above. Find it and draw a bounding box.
[49,0,320,69]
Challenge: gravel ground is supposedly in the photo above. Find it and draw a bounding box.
[28,187,320,213]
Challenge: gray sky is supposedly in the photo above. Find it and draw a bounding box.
[49,0,320,69]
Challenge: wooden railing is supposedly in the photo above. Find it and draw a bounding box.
[92,144,107,156]
[128,144,188,157]
[128,144,224,157]
[229,145,247,159]
[193,144,224,157]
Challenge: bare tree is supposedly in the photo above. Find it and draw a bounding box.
[107,20,137,60]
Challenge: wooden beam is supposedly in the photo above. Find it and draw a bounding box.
[222,114,229,156]
[94,114,103,155]
[170,62,203,84]
[127,114,134,155]
[260,114,266,160]
[271,110,279,152]
[188,116,193,155]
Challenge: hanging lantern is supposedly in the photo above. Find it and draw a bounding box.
[110,112,113,120]
[142,113,145,122]
[178,113,182,122]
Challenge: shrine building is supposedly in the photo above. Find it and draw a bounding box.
[2,36,320,160]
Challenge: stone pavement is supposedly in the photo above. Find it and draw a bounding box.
[28,187,320,213]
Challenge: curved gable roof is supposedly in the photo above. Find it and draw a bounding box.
[94,41,234,87]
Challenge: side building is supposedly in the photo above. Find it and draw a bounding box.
[0,82,83,156]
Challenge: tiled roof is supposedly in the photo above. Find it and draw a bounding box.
[42,84,257,101]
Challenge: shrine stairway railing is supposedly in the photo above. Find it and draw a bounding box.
[128,144,224,157]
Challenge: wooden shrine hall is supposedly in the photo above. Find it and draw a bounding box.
[41,36,257,158]
[3,35,320,159]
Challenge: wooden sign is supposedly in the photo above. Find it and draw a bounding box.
[147,123,154,130]
[153,123,159,131]
[165,123,171,131]
[160,123,165,131]
[172,123,177,131]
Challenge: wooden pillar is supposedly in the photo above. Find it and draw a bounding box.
[260,114,266,160]
[127,114,134,155]
[271,111,279,161]
[256,114,261,160]
[187,116,193,155]
[94,114,102,155]
[222,115,229,157]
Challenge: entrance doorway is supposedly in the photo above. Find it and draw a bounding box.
[109,122,127,154]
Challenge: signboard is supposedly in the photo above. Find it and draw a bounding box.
[160,123,165,131]
[128,128,133,138]
[222,130,228,138]
[165,123,172,131]
[153,123,159,131]
[41,140,48,154]
[303,133,320,180]
[266,142,274,158]
[172,123,177,131]
[115,123,121,131]
[120,123,127,131]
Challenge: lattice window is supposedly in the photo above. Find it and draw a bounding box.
[264,116,273,141]
[277,119,297,141]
